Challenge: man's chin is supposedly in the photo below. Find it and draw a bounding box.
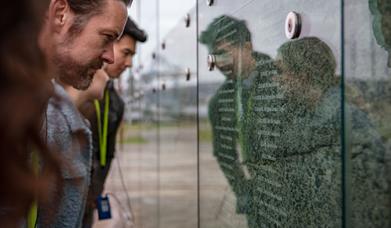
[73,78,93,90]
[110,72,122,79]
[74,70,96,90]
[73,83,89,90]
[108,68,124,79]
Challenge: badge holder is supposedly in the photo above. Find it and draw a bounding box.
[97,194,112,220]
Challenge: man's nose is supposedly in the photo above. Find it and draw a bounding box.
[102,44,115,64]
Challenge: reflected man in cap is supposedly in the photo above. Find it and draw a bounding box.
[200,15,276,228]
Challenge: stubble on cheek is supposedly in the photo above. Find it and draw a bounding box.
[53,52,92,90]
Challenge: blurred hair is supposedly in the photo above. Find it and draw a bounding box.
[68,0,131,14]
[369,0,391,18]
[0,0,62,226]
[68,0,131,37]
[277,37,338,92]
[369,0,391,50]
[200,15,252,53]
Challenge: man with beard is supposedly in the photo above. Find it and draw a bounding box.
[37,0,129,227]
[81,17,147,228]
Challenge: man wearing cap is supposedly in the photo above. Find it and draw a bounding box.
[200,15,276,228]
[82,17,147,228]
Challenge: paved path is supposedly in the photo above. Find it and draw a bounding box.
[92,125,247,228]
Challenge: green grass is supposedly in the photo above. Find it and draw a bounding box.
[199,121,212,142]
[121,119,213,143]
[121,135,147,144]
[122,122,154,131]
[199,129,212,142]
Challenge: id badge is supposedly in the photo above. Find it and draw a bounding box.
[97,194,112,220]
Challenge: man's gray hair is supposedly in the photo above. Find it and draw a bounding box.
[67,0,131,37]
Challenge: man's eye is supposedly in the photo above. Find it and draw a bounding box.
[102,37,110,45]
[103,35,114,45]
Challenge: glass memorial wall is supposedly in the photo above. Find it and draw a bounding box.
[157,1,198,228]
[132,0,199,227]
[198,1,345,227]
[127,0,391,227]
[132,1,159,228]
[345,0,391,226]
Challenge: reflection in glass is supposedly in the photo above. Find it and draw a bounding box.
[243,37,343,227]
[369,0,391,67]
[345,0,391,226]
[201,15,274,227]
[201,12,389,225]
[129,0,391,226]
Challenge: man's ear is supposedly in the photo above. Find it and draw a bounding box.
[47,0,70,33]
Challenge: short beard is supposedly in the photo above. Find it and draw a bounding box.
[53,40,102,90]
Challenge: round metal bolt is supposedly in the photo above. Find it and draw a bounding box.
[285,11,302,39]
[185,68,191,81]
[185,14,191,28]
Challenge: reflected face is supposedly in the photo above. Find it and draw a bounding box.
[372,16,391,66]
[54,0,127,90]
[380,15,391,66]
[105,35,137,79]
[214,42,236,76]
[213,41,253,79]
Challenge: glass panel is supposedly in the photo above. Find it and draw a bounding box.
[198,1,343,227]
[158,2,198,228]
[345,0,391,226]
[137,0,160,227]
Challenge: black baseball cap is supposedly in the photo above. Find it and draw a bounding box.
[122,17,147,42]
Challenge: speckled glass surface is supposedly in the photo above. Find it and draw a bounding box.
[198,1,344,227]
[136,1,159,227]
[345,0,391,227]
[128,0,391,227]
[157,3,198,228]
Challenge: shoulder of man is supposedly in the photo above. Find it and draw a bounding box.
[46,96,71,149]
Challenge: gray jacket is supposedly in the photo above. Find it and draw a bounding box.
[39,82,92,228]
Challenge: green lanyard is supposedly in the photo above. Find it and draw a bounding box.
[27,151,39,228]
[94,90,110,167]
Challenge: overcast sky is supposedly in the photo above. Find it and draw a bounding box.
[128,0,196,64]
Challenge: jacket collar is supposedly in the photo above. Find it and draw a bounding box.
[52,81,90,133]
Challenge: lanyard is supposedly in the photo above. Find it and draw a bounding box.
[27,151,39,228]
[94,90,110,167]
